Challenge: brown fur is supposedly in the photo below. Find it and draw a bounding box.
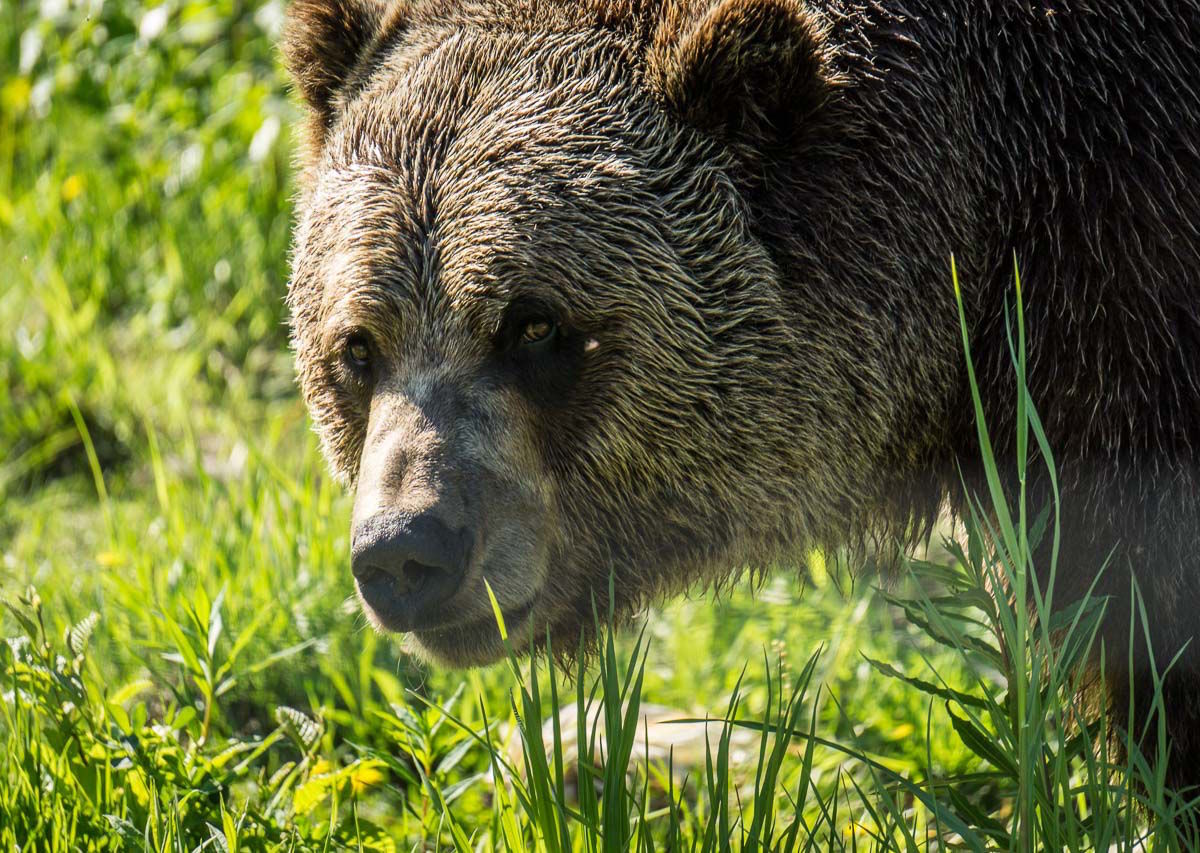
[283,0,1200,792]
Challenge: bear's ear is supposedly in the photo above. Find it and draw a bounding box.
[283,0,396,141]
[648,0,833,146]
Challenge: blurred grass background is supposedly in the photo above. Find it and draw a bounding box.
[5,1,1165,848]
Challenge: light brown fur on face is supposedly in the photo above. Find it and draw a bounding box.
[285,0,1200,795]
[286,2,889,665]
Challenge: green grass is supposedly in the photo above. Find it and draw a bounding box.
[3,1,1199,849]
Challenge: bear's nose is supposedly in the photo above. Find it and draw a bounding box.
[351,513,470,632]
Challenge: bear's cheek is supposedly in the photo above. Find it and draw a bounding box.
[296,351,372,483]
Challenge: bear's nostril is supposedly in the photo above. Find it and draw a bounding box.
[399,559,434,595]
[354,564,388,590]
[350,513,471,631]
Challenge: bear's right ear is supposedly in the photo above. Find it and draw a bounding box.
[647,0,834,148]
[283,0,396,142]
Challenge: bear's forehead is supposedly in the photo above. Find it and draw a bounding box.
[328,24,645,166]
[298,29,667,314]
[302,137,657,324]
[392,0,657,42]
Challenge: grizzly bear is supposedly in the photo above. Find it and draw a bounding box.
[282,0,1200,791]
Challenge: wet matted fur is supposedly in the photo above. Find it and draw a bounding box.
[282,0,1200,791]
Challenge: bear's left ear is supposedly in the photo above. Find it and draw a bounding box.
[283,0,396,142]
[648,0,834,146]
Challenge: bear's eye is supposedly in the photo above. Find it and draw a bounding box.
[343,331,373,370]
[520,319,557,347]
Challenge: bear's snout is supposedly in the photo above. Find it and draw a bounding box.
[351,512,471,632]
[344,378,553,656]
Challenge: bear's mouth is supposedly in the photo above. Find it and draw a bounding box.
[416,596,537,643]
[406,597,539,666]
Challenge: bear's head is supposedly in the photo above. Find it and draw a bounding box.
[284,0,868,666]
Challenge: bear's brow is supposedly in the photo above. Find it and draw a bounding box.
[320,288,410,354]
